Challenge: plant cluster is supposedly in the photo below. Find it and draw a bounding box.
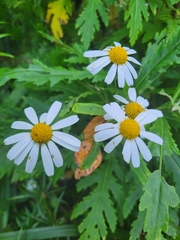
[0,0,180,240]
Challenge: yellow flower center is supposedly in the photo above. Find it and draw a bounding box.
[125,102,144,119]
[109,46,128,64]
[120,119,140,139]
[31,123,52,143]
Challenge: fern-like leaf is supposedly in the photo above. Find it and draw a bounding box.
[136,27,180,93]
[148,118,179,158]
[130,210,146,240]
[164,153,180,196]
[123,183,142,219]
[125,0,149,46]
[76,0,108,49]
[139,170,180,240]
[0,60,92,87]
[71,157,124,239]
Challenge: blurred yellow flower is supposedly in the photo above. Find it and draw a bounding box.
[45,0,71,40]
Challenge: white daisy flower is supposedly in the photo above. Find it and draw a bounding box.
[94,102,163,168]
[4,101,81,176]
[112,87,163,119]
[84,42,141,88]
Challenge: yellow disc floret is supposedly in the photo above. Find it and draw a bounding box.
[109,46,128,65]
[31,123,52,143]
[120,119,140,139]
[125,102,144,119]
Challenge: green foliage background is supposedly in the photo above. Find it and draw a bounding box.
[0,0,180,239]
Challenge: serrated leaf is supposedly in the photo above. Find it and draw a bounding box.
[130,210,146,240]
[148,0,159,15]
[76,0,108,49]
[123,183,142,218]
[131,159,151,185]
[71,157,124,239]
[136,27,180,92]
[72,103,105,116]
[139,170,180,240]
[164,153,180,196]
[0,60,92,87]
[125,0,149,45]
[148,118,179,157]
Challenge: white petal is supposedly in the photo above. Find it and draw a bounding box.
[14,140,34,165]
[113,94,129,104]
[117,65,125,88]
[114,42,121,46]
[127,49,136,55]
[137,113,158,125]
[135,137,152,161]
[84,50,108,57]
[25,143,39,173]
[110,102,126,121]
[131,141,140,168]
[53,132,81,148]
[128,88,137,102]
[41,144,54,176]
[125,62,138,79]
[11,121,33,130]
[40,113,47,123]
[122,64,134,86]
[52,135,79,152]
[122,140,131,163]
[4,132,30,145]
[104,135,123,153]
[103,46,112,51]
[140,131,163,145]
[94,129,119,142]
[7,138,32,160]
[128,56,141,65]
[86,56,110,75]
[103,102,124,122]
[95,123,115,131]
[24,107,38,124]
[137,96,149,107]
[104,64,117,85]
[46,101,62,125]
[146,109,163,118]
[135,111,148,123]
[104,113,113,120]
[47,140,63,167]
[51,115,79,130]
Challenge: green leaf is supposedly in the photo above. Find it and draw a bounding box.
[0,33,11,38]
[0,225,79,239]
[123,183,142,218]
[0,52,14,58]
[130,210,146,240]
[130,159,151,185]
[148,118,179,157]
[0,60,92,87]
[81,142,101,170]
[72,103,105,116]
[71,157,124,239]
[76,0,108,49]
[148,0,158,15]
[125,0,149,45]
[164,153,180,196]
[139,170,180,240]
[136,27,180,93]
